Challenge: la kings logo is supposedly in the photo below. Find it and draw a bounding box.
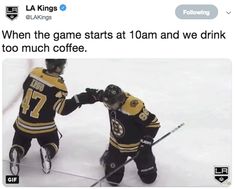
[6,6,18,20]
[214,166,229,184]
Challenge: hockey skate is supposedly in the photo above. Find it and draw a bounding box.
[9,147,21,176]
[40,147,51,174]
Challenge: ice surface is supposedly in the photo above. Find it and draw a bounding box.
[2,59,232,186]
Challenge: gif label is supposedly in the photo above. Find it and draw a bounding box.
[6,175,19,184]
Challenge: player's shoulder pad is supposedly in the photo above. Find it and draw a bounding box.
[30,67,43,75]
[30,67,67,92]
[121,93,144,116]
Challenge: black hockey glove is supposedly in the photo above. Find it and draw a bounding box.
[75,92,98,105]
[85,88,104,102]
[138,135,154,153]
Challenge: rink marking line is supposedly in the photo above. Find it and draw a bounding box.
[3,59,34,115]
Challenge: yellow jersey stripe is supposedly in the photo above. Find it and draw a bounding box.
[17,117,55,127]
[110,141,138,153]
[48,143,59,153]
[53,98,63,111]
[146,124,160,128]
[58,100,65,114]
[151,117,158,123]
[17,121,56,130]
[16,123,56,134]
[110,136,140,148]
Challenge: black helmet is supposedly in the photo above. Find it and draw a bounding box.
[45,59,67,74]
[103,84,126,110]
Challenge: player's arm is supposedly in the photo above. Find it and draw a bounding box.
[54,92,99,116]
[134,106,160,152]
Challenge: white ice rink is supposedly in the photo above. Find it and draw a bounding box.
[2,59,232,186]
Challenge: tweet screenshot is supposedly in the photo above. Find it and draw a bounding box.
[0,0,233,187]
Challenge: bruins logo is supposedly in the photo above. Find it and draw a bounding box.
[130,99,139,107]
[111,119,125,138]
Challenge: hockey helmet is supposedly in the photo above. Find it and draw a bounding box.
[103,84,126,110]
[45,59,67,75]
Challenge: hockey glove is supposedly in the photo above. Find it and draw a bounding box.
[139,135,154,153]
[75,92,98,105]
[85,88,104,102]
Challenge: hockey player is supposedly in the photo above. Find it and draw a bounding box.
[9,59,98,175]
[86,85,160,186]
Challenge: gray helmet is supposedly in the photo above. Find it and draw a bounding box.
[103,84,126,110]
[45,59,67,74]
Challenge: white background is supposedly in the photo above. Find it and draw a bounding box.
[0,0,234,188]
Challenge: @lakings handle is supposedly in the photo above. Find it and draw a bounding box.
[90,122,185,187]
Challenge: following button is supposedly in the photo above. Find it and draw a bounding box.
[175,4,218,19]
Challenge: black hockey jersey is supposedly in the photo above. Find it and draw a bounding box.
[108,93,160,153]
[15,67,80,135]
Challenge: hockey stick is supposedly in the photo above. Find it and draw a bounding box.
[90,122,185,187]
